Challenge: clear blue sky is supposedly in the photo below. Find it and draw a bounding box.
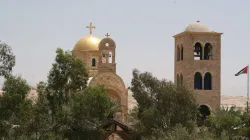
[0,0,250,96]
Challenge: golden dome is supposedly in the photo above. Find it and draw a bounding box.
[73,35,101,51]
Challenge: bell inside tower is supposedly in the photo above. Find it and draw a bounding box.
[204,43,213,60]
[194,42,202,60]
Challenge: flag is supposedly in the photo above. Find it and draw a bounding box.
[235,66,248,76]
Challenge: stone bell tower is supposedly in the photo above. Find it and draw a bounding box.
[173,21,223,111]
[98,33,116,73]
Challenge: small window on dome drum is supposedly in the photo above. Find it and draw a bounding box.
[92,58,96,67]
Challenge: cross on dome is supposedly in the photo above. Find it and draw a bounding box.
[105,33,110,38]
[86,22,96,35]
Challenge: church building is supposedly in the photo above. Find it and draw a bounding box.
[70,21,222,129]
[72,23,128,123]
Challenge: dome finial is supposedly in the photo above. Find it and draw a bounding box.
[105,33,110,38]
[86,22,96,35]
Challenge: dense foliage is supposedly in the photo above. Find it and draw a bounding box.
[0,75,32,139]
[205,106,250,139]
[0,47,118,139]
[130,69,197,139]
[129,69,250,140]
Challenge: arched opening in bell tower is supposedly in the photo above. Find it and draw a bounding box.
[177,74,180,87]
[180,46,183,60]
[177,45,180,61]
[194,42,203,60]
[102,53,107,63]
[180,73,183,86]
[194,72,202,89]
[204,43,212,60]
[204,72,212,90]
[108,52,113,63]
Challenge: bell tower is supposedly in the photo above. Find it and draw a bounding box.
[98,33,116,73]
[173,21,223,111]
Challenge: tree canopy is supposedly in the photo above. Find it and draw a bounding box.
[0,41,15,77]
[130,69,197,138]
[129,69,250,140]
[0,48,120,139]
[0,75,32,139]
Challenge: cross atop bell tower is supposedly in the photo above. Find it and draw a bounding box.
[105,33,110,38]
[86,22,96,35]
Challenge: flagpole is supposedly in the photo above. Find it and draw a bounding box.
[247,65,249,112]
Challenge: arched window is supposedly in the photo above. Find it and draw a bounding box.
[180,73,183,86]
[177,46,180,61]
[177,74,180,87]
[204,72,212,90]
[194,42,203,60]
[204,43,212,60]
[198,104,211,124]
[92,58,96,67]
[199,105,211,117]
[180,46,184,60]
[194,72,202,89]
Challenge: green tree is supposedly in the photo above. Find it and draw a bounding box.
[241,112,250,138]
[130,69,197,138]
[144,124,230,140]
[205,106,247,139]
[47,48,88,95]
[27,48,119,139]
[0,41,15,77]
[31,84,119,139]
[2,74,30,99]
[0,75,32,139]
[46,48,88,121]
[26,81,52,139]
[39,48,89,138]
[67,85,120,140]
